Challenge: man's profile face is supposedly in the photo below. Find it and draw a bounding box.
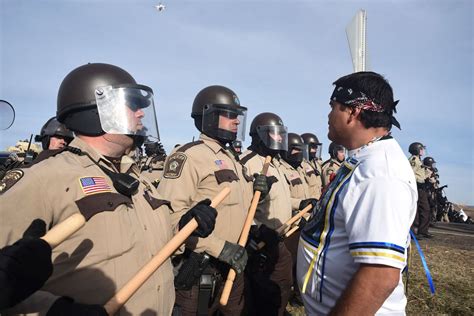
[126,105,145,134]
[327,101,351,144]
[291,148,301,155]
[219,115,240,133]
[269,131,283,143]
[49,136,68,150]
[336,150,345,162]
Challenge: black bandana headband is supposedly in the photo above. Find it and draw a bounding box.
[330,86,401,129]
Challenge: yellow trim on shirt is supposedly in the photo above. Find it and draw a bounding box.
[351,251,405,262]
[301,163,357,294]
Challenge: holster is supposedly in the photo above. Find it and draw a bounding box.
[173,249,211,290]
[197,266,221,316]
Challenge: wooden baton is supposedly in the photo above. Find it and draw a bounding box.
[42,211,100,249]
[219,155,272,306]
[104,187,231,315]
[255,204,313,250]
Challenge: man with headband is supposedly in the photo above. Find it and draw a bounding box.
[297,72,417,315]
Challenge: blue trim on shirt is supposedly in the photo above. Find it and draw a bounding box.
[349,242,405,254]
[317,175,352,301]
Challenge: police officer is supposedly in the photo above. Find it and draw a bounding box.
[140,141,167,187]
[35,117,74,150]
[423,156,440,222]
[229,140,243,160]
[300,133,323,200]
[321,142,345,188]
[0,63,216,315]
[157,85,255,315]
[409,142,433,239]
[278,132,317,306]
[239,112,293,316]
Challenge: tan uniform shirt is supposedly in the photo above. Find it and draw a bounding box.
[301,159,322,200]
[0,137,175,315]
[409,155,429,184]
[239,150,292,230]
[321,158,342,188]
[277,159,309,211]
[157,134,253,258]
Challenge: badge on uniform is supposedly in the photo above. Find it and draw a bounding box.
[0,169,24,194]
[79,176,112,195]
[163,152,187,179]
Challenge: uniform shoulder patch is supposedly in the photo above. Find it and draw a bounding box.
[0,169,24,194]
[163,152,187,179]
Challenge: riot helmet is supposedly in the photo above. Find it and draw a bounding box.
[249,112,288,152]
[301,132,322,160]
[409,142,425,156]
[35,117,74,150]
[144,141,166,159]
[328,142,346,162]
[423,156,436,168]
[191,85,247,143]
[57,63,159,144]
[282,133,305,167]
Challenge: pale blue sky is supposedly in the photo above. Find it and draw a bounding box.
[0,0,472,204]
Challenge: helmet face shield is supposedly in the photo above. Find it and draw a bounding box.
[95,85,159,140]
[256,125,288,151]
[306,143,322,160]
[202,104,247,142]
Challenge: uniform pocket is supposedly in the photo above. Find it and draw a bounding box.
[214,169,239,184]
[75,192,132,219]
[290,178,303,186]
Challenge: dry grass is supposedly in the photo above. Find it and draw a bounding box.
[285,230,474,315]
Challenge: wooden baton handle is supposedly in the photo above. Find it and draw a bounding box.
[219,156,272,306]
[284,225,300,238]
[41,213,86,249]
[256,203,313,250]
[103,187,231,315]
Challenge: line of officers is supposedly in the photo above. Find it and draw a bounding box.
[408,142,443,240]
[0,63,347,316]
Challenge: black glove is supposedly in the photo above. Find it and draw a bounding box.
[253,173,268,196]
[46,297,107,316]
[253,173,277,200]
[218,241,248,275]
[257,224,280,248]
[0,219,53,309]
[299,198,318,211]
[246,224,280,253]
[246,225,280,274]
[179,199,217,238]
[298,216,308,230]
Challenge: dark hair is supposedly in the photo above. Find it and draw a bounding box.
[333,71,394,129]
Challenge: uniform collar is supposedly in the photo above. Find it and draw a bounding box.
[69,137,137,174]
[331,158,342,166]
[279,158,295,170]
[199,134,226,154]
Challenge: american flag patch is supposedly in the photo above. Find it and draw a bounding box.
[215,160,228,170]
[79,177,112,195]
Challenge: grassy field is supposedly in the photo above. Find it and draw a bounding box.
[286,226,474,315]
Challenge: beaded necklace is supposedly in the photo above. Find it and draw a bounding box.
[348,133,391,159]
